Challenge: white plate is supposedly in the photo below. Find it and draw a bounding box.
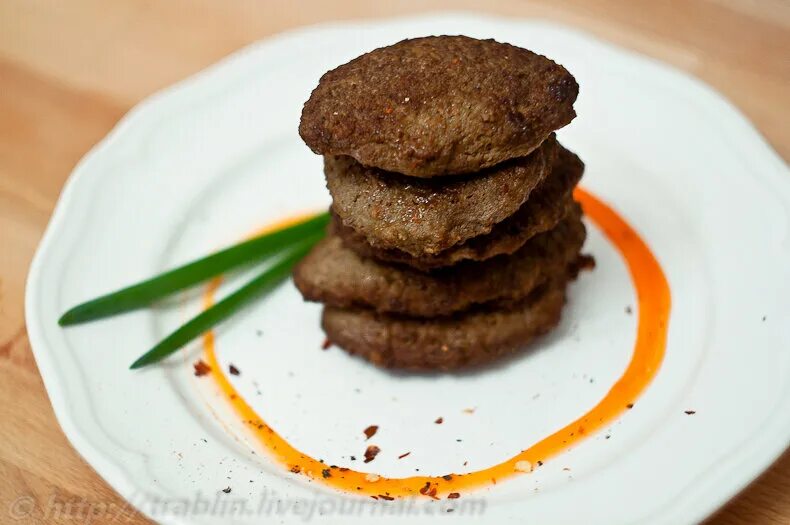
[25,12,790,525]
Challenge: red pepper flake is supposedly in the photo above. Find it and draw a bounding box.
[193,360,211,376]
[419,482,431,495]
[379,494,394,501]
[290,465,301,474]
[626,403,634,409]
[228,364,240,376]
[339,467,349,472]
[364,425,379,440]
[370,495,378,500]
[398,452,411,459]
[383,107,393,115]
[321,338,332,350]
[685,410,696,415]
[447,492,460,499]
[221,487,231,494]
[364,445,381,463]
[321,468,331,478]
[427,486,438,499]
[434,417,444,424]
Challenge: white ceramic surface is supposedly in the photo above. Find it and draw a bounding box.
[25,12,790,525]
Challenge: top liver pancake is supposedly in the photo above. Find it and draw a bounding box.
[299,35,578,177]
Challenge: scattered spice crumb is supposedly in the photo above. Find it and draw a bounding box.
[364,425,379,440]
[322,338,332,350]
[255,329,263,337]
[463,461,468,466]
[626,403,634,409]
[379,494,394,501]
[193,360,211,376]
[447,509,454,513]
[447,492,460,499]
[562,467,571,471]
[577,254,596,272]
[350,456,356,461]
[290,465,301,474]
[398,452,411,459]
[419,482,431,495]
[442,475,453,481]
[321,469,331,479]
[221,487,231,494]
[537,461,543,467]
[364,445,381,463]
[462,407,476,414]
[625,305,633,315]
[684,410,696,415]
[762,316,766,322]
[365,473,380,482]
[515,460,533,473]
[228,364,240,376]
[456,439,462,442]
[435,417,444,424]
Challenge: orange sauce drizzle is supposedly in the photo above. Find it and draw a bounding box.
[201,187,671,498]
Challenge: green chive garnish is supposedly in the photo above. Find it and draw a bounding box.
[59,212,329,326]
[129,232,322,369]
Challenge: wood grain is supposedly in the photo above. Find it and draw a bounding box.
[0,1,787,523]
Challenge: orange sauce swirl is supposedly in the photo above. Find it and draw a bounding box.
[200,187,671,498]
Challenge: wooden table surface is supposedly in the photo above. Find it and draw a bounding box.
[1,1,788,523]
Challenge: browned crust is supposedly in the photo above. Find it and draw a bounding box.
[335,145,584,270]
[294,208,585,317]
[300,36,578,177]
[325,137,556,256]
[321,279,568,371]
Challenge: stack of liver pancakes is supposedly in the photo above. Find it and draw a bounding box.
[294,35,589,371]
